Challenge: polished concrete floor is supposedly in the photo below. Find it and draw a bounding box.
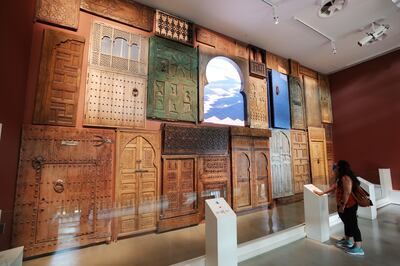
[23,196,337,266]
[241,204,400,266]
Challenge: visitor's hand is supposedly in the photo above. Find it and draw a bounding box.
[314,190,324,196]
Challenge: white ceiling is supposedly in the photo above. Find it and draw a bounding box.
[134,0,400,74]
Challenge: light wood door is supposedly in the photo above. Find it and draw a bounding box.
[116,131,160,237]
[271,130,293,198]
[319,74,333,123]
[291,130,311,193]
[304,76,322,127]
[308,127,329,187]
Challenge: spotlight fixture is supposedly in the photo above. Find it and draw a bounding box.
[331,41,337,54]
[261,0,279,25]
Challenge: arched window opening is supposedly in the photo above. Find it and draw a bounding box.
[101,36,111,54]
[113,37,129,58]
[204,56,245,126]
[130,43,140,61]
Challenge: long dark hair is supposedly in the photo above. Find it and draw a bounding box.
[335,160,360,189]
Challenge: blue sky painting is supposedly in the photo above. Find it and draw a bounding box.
[269,69,291,129]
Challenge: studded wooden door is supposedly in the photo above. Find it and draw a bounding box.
[115,130,160,238]
[271,130,293,199]
[303,76,322,127]
[289,76,306,130]
[147,36,198,122]
[319,74,333,123]
[198,155,231,220]
[291,130,311,194]
[159,156,198,231]
[12,126,114,257]
[308,127,329,187]
[33,29,84,126]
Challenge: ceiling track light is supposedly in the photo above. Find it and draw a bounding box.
[261,0,279,25]
[331,41,337,55]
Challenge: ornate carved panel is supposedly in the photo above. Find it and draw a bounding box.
[291,130,311,194]
[35,0,80,30]
[323,123,335,184]
[159,156,198,231]
[231,127,272,211]
[308,127,329,187]
[289,76,306,130]
[12,126,114,257]
[249,45,267,78]
[198,45,249,122]
[147,36,198,122]
[84,68,146,128]
[271,130,293,199]
[162,124,229,155]
[266,52,289,74]
[89,22,149,76]
[318,74,333,123]
[289,59,300,78]
[304,76,322,127]
[115,130,160,238]
[299,65,318,80]
[155,10,194,45]
[247,77,268,129]
[269,70,291,129]
[33,29,84,127]
[198,155,231,220]
[81,0,154,31]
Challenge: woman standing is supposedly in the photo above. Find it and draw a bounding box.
[315,160,364,256]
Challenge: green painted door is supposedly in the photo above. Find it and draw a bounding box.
[147,36,198,122]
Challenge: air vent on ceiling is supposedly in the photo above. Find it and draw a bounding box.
[318,0,346,18]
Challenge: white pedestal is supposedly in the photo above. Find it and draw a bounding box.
[379,168,393,199]
[0,246,23,266]
[304,184,330,242]
[357,177,377,220]
[205,198,237,266]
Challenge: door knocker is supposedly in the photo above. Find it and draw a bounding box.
[53,179,65,193]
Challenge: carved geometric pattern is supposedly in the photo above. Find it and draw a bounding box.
[147,36,198,122]
[247,77,268,129]
[155,10,193,45]
[33,29,85,127]
[291,130,311,194]
[271,129,293,199]
[84,68,146,128]
[319,74,333,123]
[12,125,114,257]
[162,124,229,155]
[35,0,80,30]
[289,76,306,130]
[304,76,322,127]
[249,45,266,78]
[81,0,154,32]
[308,127,329,187]
[115,130,160,237]
[323,123,335,184]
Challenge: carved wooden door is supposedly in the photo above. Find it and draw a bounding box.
[247,77,269,129]
[319,74,333,123]
[33,29,84,126]
[236,152,252,209]
[198,155,231,220]
[303,76,322,127]
[147,36,198,122]
[291,130,311,194]
[271,130,293,198]
[254,150,270,206]
[289,76,306,130]
[159,156,198,231]
[323,123,335,184]
[308,127,328,187]
[116,130,160,238]
[12,126,114,257]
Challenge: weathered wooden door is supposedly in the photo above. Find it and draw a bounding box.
[33,29,84,126]
[323,123,335,184]
[159,156,198,231]
[291,130,311,194]
[271,130,293,198]
[289,76,306,130]
[12,126,114,257]
[236,152,252,209]
[254,151,270,205]
[303,76,322,127]
[308,127,329,187]
[319,74,333,123]
[116,131,160,238]
[147,36,198,122]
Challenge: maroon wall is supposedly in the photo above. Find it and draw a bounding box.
[329,50,400,190]
[0,0,35,250]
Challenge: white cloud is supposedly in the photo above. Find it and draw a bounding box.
[205,116,245,126]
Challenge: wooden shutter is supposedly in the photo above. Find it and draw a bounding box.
[35,0,80,30]
[319,74,333,123]
[289,76,306,130]
[308,127,329,187]
[12,126,114,257]
[115,130,160,238]
[291,130,311,194]
[304,76,322,127]
[33,29,84,126]
[271,129,293,198]
[247,77,269,129]
[147,36,198,122]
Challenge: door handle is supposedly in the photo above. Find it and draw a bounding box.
[135,169,149,173]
